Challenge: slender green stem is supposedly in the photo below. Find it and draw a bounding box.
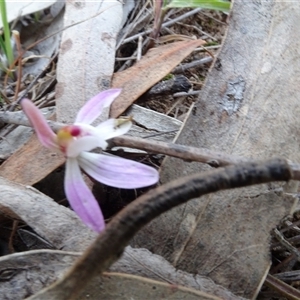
[0,0,13,67]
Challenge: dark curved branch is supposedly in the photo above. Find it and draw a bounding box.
[29,158,292,299]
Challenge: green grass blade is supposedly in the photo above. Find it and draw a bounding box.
[0,34,6,56]
[165,0,231,12]
[0,0,14,67]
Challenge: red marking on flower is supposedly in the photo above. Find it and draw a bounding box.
[70,126,81,137]
[60,145,67,153]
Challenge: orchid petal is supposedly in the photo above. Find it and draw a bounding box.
[75,89,122,124]
[21,98,57,148]
[66,136,106,158]
[64,158,105,232]
[95,118,132,140]
[78,152,159,188]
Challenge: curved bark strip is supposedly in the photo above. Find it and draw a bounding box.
[132,1,300,298]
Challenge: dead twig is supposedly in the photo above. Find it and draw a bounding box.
[172,56,213,74]
[12,31,22,104]
[122,8,203,44]
[273,228,300,262]
[3,113,300,180]
[8,220,18,253]
[0,110,251,168]
[265,274,300,300]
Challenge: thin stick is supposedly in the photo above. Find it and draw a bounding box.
[122,8,203,44]
[137,36,143,61]
[2,112,300,181]
[172,56,213,74]
[28,159,293,299]
[173,90,201,97]
[265,274,300,300]
[111,135,249,167]
[0,110,250,167]
[273,228,300,262]
[11,31,22,103]
[8,220,18,253]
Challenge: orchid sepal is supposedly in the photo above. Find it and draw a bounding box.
[21,98,57,149]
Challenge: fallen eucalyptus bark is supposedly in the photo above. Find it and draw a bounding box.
[132,1,300,297]
[0,247,244,300]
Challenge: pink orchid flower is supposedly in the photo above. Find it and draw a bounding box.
[21,89,159,232]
